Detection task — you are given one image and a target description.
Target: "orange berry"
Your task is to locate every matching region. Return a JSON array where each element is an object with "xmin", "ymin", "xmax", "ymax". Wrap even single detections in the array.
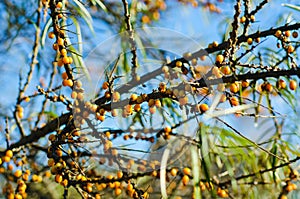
[
  {"xmin": 61, "ymin": 179, "xmax": 68, "ymax": 187},
  {"xmin": 71, "ymin": 91, "xmax": 77, "ymax": 99},
  {"xmin": 117, "ymin": 171, "xmax": 123, "ymax": 179},
  {"xmin": 241, "ymin": 80, "xmax": 249, "ymax": 88},
  {"xmin": 264, "ymin": 83, "xmax": 273, "ymax": 92},
  {"xmin": 102, "ymin": 82, "xmax": 109, "ymax": 90},
  {"xmin": 3, "ymin": 156, "xmax": 11, "ymax": 162},
  {"xmin": 164, "ymin": 126, "xmax": 172, "ymax": 133},
  {"xmin": 289, "ymin": 79, "xmax": 297, "ymax": 90},
  {"xmin": 57, "ymin": 37, "xmax": 64, "ymax": 46},
  {"xmin": 216, "ymin": 54, "xmax": 224, "ymax": 63},
  {"xmin": 22, "ymin": 173, "xmax": 29, "ymax": 181},
  {"xmin": 230, "ymin": 97, "xmax": 239, "ymax": 106},
  {"xmin": 68, "ymin": 57, "xmax": 73, "ymax": 64},
  {"xmin": 217, "ymin": 189, "xmax": 228, "ymax": 198},
  {"xmin": 55, "ymin": 174, "xmax": 63, "ymax": 183},
  {"xmin": 280, "ymin": 195, "xmax": 288, "ymax": 199},
  {"xmin": 14, "ymin": 170, "xmax": 22, "ymax": 178},
  {"xmin": 61, "ymin": 72, "xmax": 68, "ymax": 80},
  {"xmin": 56, "ymin": 2, "xmax": 63, "ymax": 9},
  {"xmin": 212, "ymin": 41, "xmax": 219, "ymax": 47},
  {"xmin": 176, "ymin": 61, "xmax": 183, "ymax": 68},
  {"xmin": 24, "ymin": 96, "xmax": 30, "ymax": 102},
  {"xmin": 141, "ymin": 15, "xmax": 151, "ymax": 24},
  {"xmin": 127, "ymin": 183, "xmax": 134, "ymax": 192},
  {"xmin": 285, "ymin": 31, "xmax": 291, "ymax": 37},
  {"xmin": 48, "ymin": 32, "xmax": 55, "ymax": 39},
  {"xmin": 113, "ymin": 92, "xmax": 120, "ymax": 101},
  {"xmin": 115, "ymin": 188, "xmax": 122, "ymax": 196},
  {"xmin": 57, "ymin": 58, "xmax": 64, "ymax": 67},
  {"xmin": 63, "ymin": 56, "xmax": 69, "ymax": 64},
  {"xmin": 199, "ymin": 104, "xmax": 209, "ymax": 113},
  {"xmin": 14, "ymin": 194, "xmax": 22, "ymax": 199},
  {"xmin": 62, "ymin": 79, "xmax": 73, "ymax": 87},
  {"xmin": 240, "ymin": 16, "xmax": 246, "ymax": 23},
  {"xmin": 130, "ymin": 94, "xmax": 138, "ymax": 102},
  {"xmin": 57, "ymin": 13, "xmax": 63, "ymax": 19},
  {"xmin": 286, "ymin": 184, "xmax": 294, "ymax": 192},
  {"xmin": 250, "ymin": 15, "xmax": 255, "ymax": 22},
  {"xmin": 291, "ymin": 183, "xmax": 297, "ymax": 190},
  {"xmin": 170, "ymin": 168, "xmax": 177, "ymax": 176},
  {"xmin": 183, "ymin": 167, "xmax": 191, "ymax": 175},
  {"xmin": 148, "ymin": 99, "xmax": 155, "ymax": 107},
  {"xmin": 247, "ymin": 37, "xmax": 253, "ymax": 45},
  {"xmin": 292, "ymin": 31, "xmax": 298, "ymax": 38},
  {"xmin": 159, "ymin": 82, "xmax": 167, "ymax": 92},
  {"xmin": 155, "ymin": 99, "xmax": 161, "ymax": 108},
  {"xmin": 53, "ymin": 43, "xmax": 59, "ymax": 50},
  {"xmin": 96, "ymin": 113, "xmax": 105, "ymax": 122},
  {"xmin": 182, "ymin": 175, "xmax": 189, "ymax": 186},
  {"xmin": 275, "ymin": 30, "xmax": 282, "ymax": 38},
  {"xmin": 8, "ymin": 164, "xmax": 13, "ymax": 170},
  {"xmin": 5, "ymin": 150, "xmax": 13, "ymax": 158},
  {"xmin": 134, "ymin": 104, "xmax": 141, "ymax": 112},
  {"xmin": 229, "ymin": 83, "xmax": 238, "ymax": 93},
  {"xmin": 162, "ymin": 66, "xmax": 169, "ymax": 73},
  {"xmin": 287, "ymin": 45, "xmax": 294, "ymax": 53},
  {"xmin": 60, "ymin": 48, "xmax": 67, "ymax": 56},
  {"xmin": 221, "ymin": 66, "xmax": 231, "ymax": 75},
  {"xmin": 86, "ymin": 183, "xmax": 93, "ymax": 192},
  {"xmin": 48, "ymin": 158, "xmax": 55, "ymax": 167}
]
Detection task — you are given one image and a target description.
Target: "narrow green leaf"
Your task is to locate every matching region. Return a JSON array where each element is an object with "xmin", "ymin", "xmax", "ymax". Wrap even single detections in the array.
[
  {"xmin": 40, "ymin": 18, "xmax": 52, "ymax": 48},
  {"xmin": 73, "ymin": 0, "xmax": 94, "ymax": 33},
  {"xmin": 282, "ymin": 4, "xmax": 300, "ymax": 12}
]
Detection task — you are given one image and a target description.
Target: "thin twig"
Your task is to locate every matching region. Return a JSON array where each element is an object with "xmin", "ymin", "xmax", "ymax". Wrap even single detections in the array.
[{"xmin": 121, "ymin": 0, "xmax": 138, "ymax": 80}]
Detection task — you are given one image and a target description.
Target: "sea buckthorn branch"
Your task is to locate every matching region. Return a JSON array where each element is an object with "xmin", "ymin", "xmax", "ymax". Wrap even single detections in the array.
[
  {"xmin": 6, "ymin": 64, "xmax": 298, "ymax": 156},
  {"xmin": 17, "ymin": 0, "xmax": 43, "ymax": 103},
  {"xmin": 249, "ymin": 0, "xmax": 269, "ymax": 17},
  {"xmin": 192, "ymin": 67, "xmax": 300, "ymax": 88},
  {"xmin": 18, "ymin": 85, "xmax": 62, "ymax": 102},
  {"xmin": 49, "ymin": 0, "xmax": 74, "ymax": 82},
  {"xmin": 94, "ymin": 65, "xmax": 162, "ymax": 105},
  {"xmin": 37, "ymin": 86, "xmax": 72, "ymax": 107},
  {"xmin": 241, "ymin": 0, "xmax": 250, "ymax": 35},
  {"xmin": 226, "ymin": 0, "xmax": 241, "ymax": 67},
  {"xmin": 236, "ymin": 63, "xmax": 272, "ymax": 71},
  {"xmin": 3, "ymin": 112, "xmax": 72, "ymax": 153},
  {"xmin": 122, "ymin": 0, "xmax": 138, "ymax": 80},
  {"xmin": 99, "ymin": 90, "xmax": 176, "ymax": 111},
  {"xmin": 94, "ymin": 23, "xmax": 300, "ymax": 107},
  {"xmin": 13, "ymin": 0, "xmax": 43, "ymax": 138},
  {"xmin": 192, "ymin": 22, "xmax": 300, "ymax": 59}
]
